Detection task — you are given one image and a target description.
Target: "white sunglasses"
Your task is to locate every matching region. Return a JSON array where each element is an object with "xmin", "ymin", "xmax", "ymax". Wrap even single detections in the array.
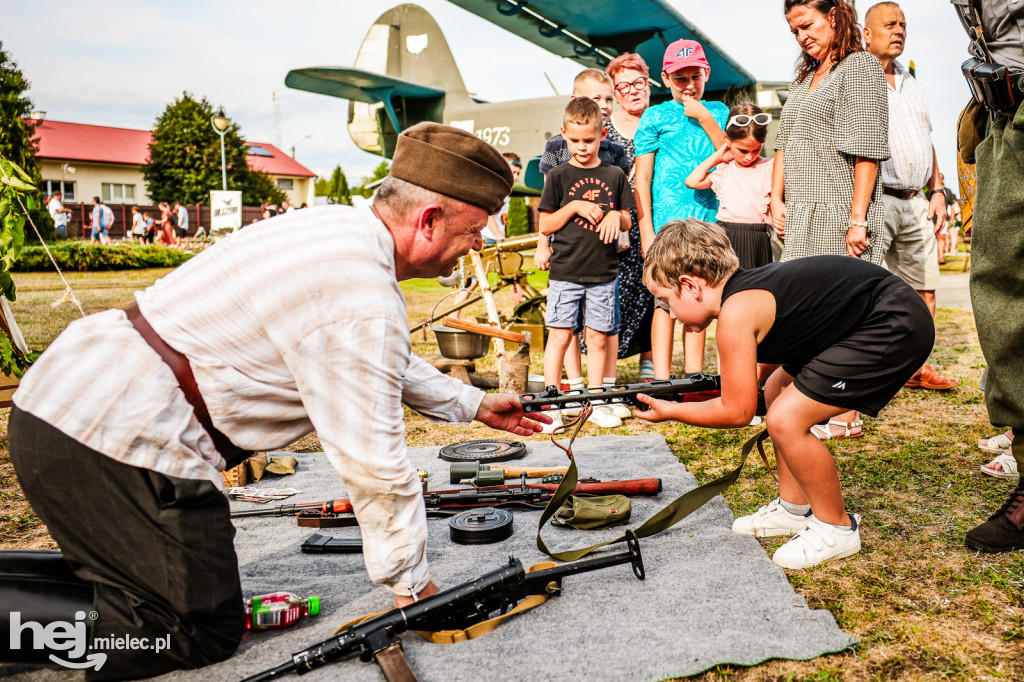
[{"xmin": 727, "ymin": 113, "xmax": 772, "ymax": 128}]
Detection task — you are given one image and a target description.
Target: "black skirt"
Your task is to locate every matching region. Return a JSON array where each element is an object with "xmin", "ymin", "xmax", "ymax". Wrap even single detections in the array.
[{"xmin": 718, "ymin": 221, "xmax": 772, "ymax": 270}]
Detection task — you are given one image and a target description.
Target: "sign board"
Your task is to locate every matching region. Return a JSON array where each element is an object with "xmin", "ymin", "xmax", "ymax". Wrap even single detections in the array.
[{"xmin": 210, "ymin": 190, "xmax": 243, "ymax": 232}]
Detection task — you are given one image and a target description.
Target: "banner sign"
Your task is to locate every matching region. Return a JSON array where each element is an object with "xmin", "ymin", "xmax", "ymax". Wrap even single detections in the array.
[{"xmin": 210, "ymin": 190, "xmax": 243, "ymax": 231}]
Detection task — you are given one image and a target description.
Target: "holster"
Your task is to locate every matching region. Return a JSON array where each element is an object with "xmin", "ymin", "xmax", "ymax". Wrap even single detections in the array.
[{"xmin": 0, "ymin": 550, "xmax": 95, "ymax": 663}]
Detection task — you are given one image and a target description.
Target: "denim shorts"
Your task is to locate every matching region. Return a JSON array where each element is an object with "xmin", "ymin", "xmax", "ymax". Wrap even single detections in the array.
[
  {"xmin": 546, "ymin": 279, "xmax": 616, "ymax": 333},
  {"xmin": 573, "ymin": 278, "xmax": 621, "ymax": 336}
]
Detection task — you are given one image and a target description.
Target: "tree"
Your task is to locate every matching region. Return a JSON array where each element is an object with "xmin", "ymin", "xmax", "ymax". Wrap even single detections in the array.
[
  {"xmin": 143, "ymin": 92, "xmax": 284, "ymax": 206},
  {"xmin": 328, "ymin": 165, "xmax": 352, "ymax": 205},
  {"xmin": 242, "ymin": 169, "xmax": 287, "ymax": 206},
  {"xmin": 354, "ymin": 161, "xmax": 390, "ymax": 198},
  {"xmin": 315, "ymin": 165, "xmax": 352, "ymax": 205},
  {"xmin": 505, "ymin": 196, "xmax": 529, "ymax": 237},
  {"xmin": 0, "ymin": 42, "xmax": 53, "ymax": 242}
]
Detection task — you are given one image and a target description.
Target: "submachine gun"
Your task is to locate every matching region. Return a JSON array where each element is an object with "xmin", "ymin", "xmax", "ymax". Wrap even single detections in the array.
[
  {"xmin": 520, "ymin": 373, "xmax": 723, "ymax": 413},
  {"xmin": 240, "ymin": 532, "xmax": 645, "ymax": 681}
]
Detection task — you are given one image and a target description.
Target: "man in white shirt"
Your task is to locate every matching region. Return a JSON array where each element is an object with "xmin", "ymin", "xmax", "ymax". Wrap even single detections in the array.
[
  {"xmin": 5, "ymin": 123, "xmax": 541, "ymax": 676},
  {"xmin": 864, "ymin": 1, "xmax": 959, "ymax": 391},
  {"xmin": 173, "ymin": 200, "xmax": 190, "ymax": 249},
  {"xmin": 47, "ymin": 190, "xmax": 72, "ymax": 239}
]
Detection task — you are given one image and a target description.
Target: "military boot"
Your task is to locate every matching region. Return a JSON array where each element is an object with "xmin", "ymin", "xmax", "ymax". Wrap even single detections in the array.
[
  {"xmin": 966, "ymin": 437, "xmax": 1024, "ymax": 553},
  {"xmin": 965, "ymin": 482, "xmax": 1024, "ymax": 552}
]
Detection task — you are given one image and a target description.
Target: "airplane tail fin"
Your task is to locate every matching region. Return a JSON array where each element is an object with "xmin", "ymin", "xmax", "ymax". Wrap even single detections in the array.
[{"xmin": 348, "ymin": 4, "xmax": 469, "ymax": 156}]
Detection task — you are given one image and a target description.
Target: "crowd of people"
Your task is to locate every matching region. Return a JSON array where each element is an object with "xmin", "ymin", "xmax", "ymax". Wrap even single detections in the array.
[{"xmin": 487, "ymin": 0, "xmax": 1004, "ymax": 566}]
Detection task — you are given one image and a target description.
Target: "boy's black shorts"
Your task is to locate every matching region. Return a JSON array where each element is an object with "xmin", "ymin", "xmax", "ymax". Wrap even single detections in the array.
[{"xmin": 783, "ymin": 276, "xmax": 934, "ymax": 417}]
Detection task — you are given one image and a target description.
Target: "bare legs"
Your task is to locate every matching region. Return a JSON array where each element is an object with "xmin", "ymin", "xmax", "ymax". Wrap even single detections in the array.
[{"xmin": 764, "ymin": 368, "xmax": 853, "ymax": 526}]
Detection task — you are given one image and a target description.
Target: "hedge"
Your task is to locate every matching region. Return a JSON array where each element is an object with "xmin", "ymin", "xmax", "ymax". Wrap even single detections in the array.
[{"xmin": 12, "ymin": 242, "xmax": 193, "ymax": 272}]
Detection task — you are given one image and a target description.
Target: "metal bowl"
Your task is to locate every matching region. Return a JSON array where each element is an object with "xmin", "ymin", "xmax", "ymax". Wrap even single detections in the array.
[{"xmin": 431, "ymin": 325, "xmax": 490, "ymax": 360}]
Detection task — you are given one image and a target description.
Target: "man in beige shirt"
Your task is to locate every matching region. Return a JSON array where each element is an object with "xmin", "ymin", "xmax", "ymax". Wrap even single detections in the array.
[{"xmin": 4, "ymin": 124, "xmax": 546, "ymax": 677}]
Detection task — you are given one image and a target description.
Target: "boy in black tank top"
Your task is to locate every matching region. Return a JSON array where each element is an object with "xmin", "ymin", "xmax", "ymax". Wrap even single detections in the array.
[{"xmin": 636, "ymin": 220, "xmax": 933, "ymax": 569}]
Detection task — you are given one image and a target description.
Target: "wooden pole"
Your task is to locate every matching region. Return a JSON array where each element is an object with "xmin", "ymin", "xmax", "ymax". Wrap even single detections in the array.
[{"xmin": 468, "ymin": 250, "xmax": 505, "ymax": 362}]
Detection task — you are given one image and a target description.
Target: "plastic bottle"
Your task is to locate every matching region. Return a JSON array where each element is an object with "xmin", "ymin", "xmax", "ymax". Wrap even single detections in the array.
[{"xmin": 245, "ymin": 592, "xmax": 320, "ymax": 630}]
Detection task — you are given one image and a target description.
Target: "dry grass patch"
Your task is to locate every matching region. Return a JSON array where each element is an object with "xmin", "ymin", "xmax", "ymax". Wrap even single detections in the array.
[{"xmin": 2, "ymin": 270, "xmax": 1022, "ymax": 680}]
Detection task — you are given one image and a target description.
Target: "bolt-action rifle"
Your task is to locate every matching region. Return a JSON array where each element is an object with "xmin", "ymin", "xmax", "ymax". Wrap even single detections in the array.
[
  {"xmin": 240, "ymin": 532, "xmax": 645, "ymax": 682},
  {"xmin": 229, "ymin": 477, "xmax": 662, "ymax": 520}
]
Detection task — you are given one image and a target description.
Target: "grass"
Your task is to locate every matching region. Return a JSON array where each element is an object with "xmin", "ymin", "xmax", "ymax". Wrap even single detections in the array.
[{"xmin": 1, "ymin": 267, "xmax": 1022, "ymax": 681}]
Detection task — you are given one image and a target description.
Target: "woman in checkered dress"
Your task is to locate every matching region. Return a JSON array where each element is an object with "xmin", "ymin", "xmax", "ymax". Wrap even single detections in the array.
[{"xmin": 771, "ymin": 0, "xmax": 889, "ymax": 265}]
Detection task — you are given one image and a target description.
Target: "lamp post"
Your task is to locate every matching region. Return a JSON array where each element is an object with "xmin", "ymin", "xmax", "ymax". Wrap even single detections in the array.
[{"xmin": 211, "ymin": 107, "xmax": 230, "ymax": 191}]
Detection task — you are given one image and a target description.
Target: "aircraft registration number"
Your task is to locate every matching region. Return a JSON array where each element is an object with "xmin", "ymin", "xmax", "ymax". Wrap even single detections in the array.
[{"xmin": 475, "ymin": 126, "xmax": 510, "ymax": 147}]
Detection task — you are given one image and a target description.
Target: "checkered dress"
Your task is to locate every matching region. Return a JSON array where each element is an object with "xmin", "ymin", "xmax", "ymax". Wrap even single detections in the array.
[{"xmin": 775, "ymin": 51, "xmax": 890, "ymax": 264}]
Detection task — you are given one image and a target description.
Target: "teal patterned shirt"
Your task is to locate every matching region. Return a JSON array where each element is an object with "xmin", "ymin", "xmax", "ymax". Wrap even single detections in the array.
[{"xmin": 634, "ymin": 99, "xmax": 729, "ymax": 230}]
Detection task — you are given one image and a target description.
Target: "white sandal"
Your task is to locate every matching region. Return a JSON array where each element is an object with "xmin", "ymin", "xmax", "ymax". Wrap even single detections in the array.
[
  {"xmin": 979, "ymin": 430, "xmax": 1013, "ymax": 454},
  {"xmin": 810, "ymin": 419, "xmax": 864, "ymax": 441},
  {"xmin": 981, "ymin": 452, "xmax": 1019, "ymax": 480}
]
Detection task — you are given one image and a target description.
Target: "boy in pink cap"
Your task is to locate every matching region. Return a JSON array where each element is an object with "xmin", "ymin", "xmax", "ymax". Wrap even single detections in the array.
[{"xmin": 634, "ymin": 38, "xmax": 728, "ymax": 380}]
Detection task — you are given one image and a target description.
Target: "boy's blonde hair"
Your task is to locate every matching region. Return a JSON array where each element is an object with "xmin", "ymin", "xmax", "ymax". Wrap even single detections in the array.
[
  {"xmin": 563, "ymin": 97, "xmax": 601, "ymax": 130},
  {"xmin": 572, "ymin": 68, "xmax": 613, "ymax": 92},
  {"xmin": 643, "ymin": 219, "xmax": 740, "ymax": 289}
]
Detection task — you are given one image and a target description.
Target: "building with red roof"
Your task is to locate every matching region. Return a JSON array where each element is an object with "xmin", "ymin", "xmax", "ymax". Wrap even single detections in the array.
[{"xmin": 32, "ymin": 115, "xmax": 316, "ymax": 208}]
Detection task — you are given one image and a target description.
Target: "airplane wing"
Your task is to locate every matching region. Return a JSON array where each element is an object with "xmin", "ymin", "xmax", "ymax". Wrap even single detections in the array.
[
  {"xmin": 285, "ymin": 68, "xmax": 444, "ymax": 104},
  {"xmin": 445, "ymin": 0, "xmax": 756, "ymax": 96}
]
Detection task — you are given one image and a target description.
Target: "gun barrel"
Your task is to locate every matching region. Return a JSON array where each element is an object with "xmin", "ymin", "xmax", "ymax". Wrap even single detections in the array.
[
  {"xmin": 240, "ymin": 660, "xmax": 297, "ymax": 682},
  {"xmin": 230, "ymin": 499, "xmax": 353, "ymax": 519}
]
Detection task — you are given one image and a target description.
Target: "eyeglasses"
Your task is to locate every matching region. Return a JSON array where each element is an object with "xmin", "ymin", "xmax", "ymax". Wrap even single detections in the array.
[
  {"xmin": 614, "ymin": 77, "xmax": 649, "ymax": 94},
  {"xmin": 726, "ymin": 113, "xmax": 772, "ymax": 128}
]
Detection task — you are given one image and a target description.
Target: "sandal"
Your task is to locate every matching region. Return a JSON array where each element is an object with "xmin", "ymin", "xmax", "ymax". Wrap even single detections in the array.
[
  {"xmin": 979, "ymin": 430, "xmax": 1014, "ymax": 454},
  {"xmin": 981, "ymin": 451, "xmax": 1019, "ymax": 480},
  {"xmin": 810, "ymin": 419, "xmax": 864, "ymax": 441}
]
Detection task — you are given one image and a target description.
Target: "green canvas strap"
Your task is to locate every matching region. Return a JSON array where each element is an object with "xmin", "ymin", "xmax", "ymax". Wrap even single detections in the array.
[{"xmin": 536, "ymin": 406, "xmax": 768, "ymax": 562}]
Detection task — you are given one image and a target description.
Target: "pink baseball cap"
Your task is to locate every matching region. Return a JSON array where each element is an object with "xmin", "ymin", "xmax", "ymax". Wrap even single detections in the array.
[{"xmin": 662, "ymin": 39, "xmax": 710, "ymax": 75}]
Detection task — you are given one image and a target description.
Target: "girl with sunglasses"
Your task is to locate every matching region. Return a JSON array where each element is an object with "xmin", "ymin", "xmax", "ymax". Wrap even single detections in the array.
[{"xmin": 686, "ymin": 103, "xmax": 775, "ymax": 270}]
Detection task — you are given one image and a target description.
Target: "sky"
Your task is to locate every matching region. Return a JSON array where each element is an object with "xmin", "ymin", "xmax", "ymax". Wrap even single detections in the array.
[{"xmin": 3, "ymin": 0, "xmax": 972, "ymax": 186}]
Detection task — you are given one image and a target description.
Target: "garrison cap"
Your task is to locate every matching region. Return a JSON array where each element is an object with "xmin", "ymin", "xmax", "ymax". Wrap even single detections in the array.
[{"xmin": 390, "ymin": 122, "xmax": 514, "ymax": 214}]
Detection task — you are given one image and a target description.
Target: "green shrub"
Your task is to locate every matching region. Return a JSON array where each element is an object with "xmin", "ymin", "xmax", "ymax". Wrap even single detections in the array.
[
  {"xmin": 506, "ymin": 196, "xmax": 529, "ymax": 237},
  {"xmin": 13, "ymin": 242, "xmax": 193, "ymax": 271}
]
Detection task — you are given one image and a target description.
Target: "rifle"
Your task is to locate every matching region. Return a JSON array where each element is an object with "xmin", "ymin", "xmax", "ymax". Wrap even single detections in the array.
[
  {"xmin": 520, "ymin": 373, "xmax": 722, "ymax": 413},
  {"xmin": 240, "ymin": 531, "xmax": 645, "ymax": 682},
  {"xmin": 229, "ymin": 477, "xmax": 663, "ymax": 520}
]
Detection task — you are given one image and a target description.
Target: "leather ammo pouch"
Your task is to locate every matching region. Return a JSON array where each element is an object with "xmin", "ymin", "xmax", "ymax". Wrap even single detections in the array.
[{"xmin": 124, "ymin": 302, "xmax": 254, "ymax": 468}]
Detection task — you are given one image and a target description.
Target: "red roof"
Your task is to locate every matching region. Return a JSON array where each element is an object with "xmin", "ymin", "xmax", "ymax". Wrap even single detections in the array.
[
  {"xmin": 33, "ymin": 120, "xmax": 152, "ymax": 166},
  {"xmin": 32, "ymin": 120, "xmax": 316, "ymax": 178},
  {"xmin": 243, "ymin": 142, "xmax": 317, "ymax": 177}
]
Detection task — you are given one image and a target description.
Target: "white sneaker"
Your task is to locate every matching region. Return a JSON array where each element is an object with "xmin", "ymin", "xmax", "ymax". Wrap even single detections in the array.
[
  {"xmin": 588, "ymin": 405, "xmax": 622, "ymax": 428},
  {"xmin": 731, "ymin": 497, "xmax": 813, "ymax": 538},
  {"xmin": 771, "ymin": 514, "xmax": 862, "ymax": 569},
  {"xmin": 561, "ymin": 403, "xmax": 582, "ymax": 418},
  {"xmin": 539, "ymin": 410, "xmax": 564, "ymax": 434},
  {"xmin": 608, "ymin": 403, "xmax": 632, "ymax": 420}
]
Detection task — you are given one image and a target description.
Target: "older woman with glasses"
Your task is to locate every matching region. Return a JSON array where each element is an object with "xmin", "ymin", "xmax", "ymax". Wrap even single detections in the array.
[
  {"xmin": 604, "ymin": 52, "xmax": 656, "ymax": 370},
  {"xmin": 770, "ymin": 0, "xmax": 889, "ymax": 441}
]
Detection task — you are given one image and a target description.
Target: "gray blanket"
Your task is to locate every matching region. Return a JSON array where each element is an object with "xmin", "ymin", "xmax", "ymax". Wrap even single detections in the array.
[{"xmin": 6, "ymin": 433, "xmax": 855, "ymax": 681}]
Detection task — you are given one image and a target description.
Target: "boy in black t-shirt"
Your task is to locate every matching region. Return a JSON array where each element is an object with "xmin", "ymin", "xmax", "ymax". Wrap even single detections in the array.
[
  {"xmin": 538, "ymin": 97, "xmax": 632, "ymax": 433},
  {"xmin": 635, "ymin": 219, "xmax": 933, "ymax": 569}
]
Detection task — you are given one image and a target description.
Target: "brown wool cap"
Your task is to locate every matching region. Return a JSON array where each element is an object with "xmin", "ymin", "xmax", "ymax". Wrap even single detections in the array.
[{"xmin": 390, "ymin": 122, "xmax": 513, "ymax": 214}]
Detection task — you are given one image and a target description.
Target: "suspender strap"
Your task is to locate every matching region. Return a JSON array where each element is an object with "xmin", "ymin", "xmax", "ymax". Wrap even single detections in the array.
[
  {"xmin": 123, "ymin": 301, "xmax": 254, "ymax": 468},
  {"xmin": 536, "ymin": 405, "xmax": 769, "ymax": 562}
]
